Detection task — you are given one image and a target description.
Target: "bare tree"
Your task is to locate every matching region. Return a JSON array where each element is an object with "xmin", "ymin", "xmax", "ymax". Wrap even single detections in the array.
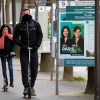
[{"xmin": 5, "ymin": 0, "xmax": 10, "ymax": 25}]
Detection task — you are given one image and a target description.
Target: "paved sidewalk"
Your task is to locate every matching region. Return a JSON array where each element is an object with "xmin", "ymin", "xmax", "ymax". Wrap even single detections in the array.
[{"xmin": 0, "ymin": 58, "xmax": 94, "ymax": 100}]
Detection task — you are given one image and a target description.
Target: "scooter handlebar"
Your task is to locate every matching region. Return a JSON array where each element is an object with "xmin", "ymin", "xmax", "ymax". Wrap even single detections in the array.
[{"xmin": 27, "ymin": 47, "xmax": 32, "ymax": 50}]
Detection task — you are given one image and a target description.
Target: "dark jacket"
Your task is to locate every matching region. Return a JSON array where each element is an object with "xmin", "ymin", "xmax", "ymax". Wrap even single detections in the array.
[
  {"xmin": 71, "ymin": 36, "xmax": 84, "ymax": 54},
  {"xmin": 61, "ymin": 38, "xmax": 71, "ymax": 47},
  {"xmin": 60, "ymin": 38, "xmax": 72, "ymax": 54},
  {"xmin": 13, "ymin": 14, "xmax": 43, "ymax": 51},
  {"xmin": 0, "ymin": 34, "xmax": 14, "ymax": 56}
]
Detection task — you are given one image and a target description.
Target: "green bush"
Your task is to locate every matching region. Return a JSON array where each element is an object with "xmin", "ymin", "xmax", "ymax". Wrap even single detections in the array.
[{"xmin": 73, "ymin": 76, "xmax": 86, "ymax": 82}]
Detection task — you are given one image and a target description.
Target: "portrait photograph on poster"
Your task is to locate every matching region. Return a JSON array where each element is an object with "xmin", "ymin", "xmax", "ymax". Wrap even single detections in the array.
[
  {"xmin": 71, "ymin": 24, "xmax": 84, "ymax": 55},
  {"xmin": 60, "ymin": 22, "xmax": 72, "ymax": 54},
  {"xmin": 60, "ymin": 21, "xmax": 84, "ymax": 56}
]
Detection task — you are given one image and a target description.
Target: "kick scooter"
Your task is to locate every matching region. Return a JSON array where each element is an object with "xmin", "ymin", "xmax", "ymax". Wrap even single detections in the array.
[
  {"xmin": 1, "ymin": 55, "xmax": 9, "ymax": 92},
  {"xmin": 2, "ymin": 54, "xmax": 15, "ymax": 92},
  {"xmin": 23, "ymin": 47, "xmax": 32, "ymax": 99},
  {"xmin": 2, "ymin": 80, "xmax": 8, "ymax": 92}
]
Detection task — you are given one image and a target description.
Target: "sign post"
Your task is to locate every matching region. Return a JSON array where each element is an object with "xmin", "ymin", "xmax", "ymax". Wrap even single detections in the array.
[
  {"xmin": 50, "ymin": 0, "xmax": 57, "ymax": 81},
  {"xmin": 56, "ymin": 0, "xmax": 95, "ymax": 95},
  {"xmin": 59, "ymin": 1, "xmax": 95, "ymax": 66},
  {"xmin": 95, "ymin": 0, "xmax": 100, "ymax": 99}
]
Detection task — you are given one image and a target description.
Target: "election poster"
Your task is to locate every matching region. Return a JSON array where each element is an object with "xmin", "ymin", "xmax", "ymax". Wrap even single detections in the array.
[
  {"xmin": 59, "ymin": 20, "xmax": 85, "ymax": 58},
  {"xmin": 58, "ymin": 1, "xmax": 95, "ymax": 66}
]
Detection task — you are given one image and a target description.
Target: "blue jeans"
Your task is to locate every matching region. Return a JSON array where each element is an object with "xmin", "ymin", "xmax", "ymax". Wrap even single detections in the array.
[{"xmin": 1, "ymin": 56, "xmax": 14, "ymax": 84}]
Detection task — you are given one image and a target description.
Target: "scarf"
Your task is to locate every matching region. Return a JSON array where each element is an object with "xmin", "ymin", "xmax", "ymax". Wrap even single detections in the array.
[{"xmin": 0, "ymin": 33, "xmax": 13, "ymax": 49}]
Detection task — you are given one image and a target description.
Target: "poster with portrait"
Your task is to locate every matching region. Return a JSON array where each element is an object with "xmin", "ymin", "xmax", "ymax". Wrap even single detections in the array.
[
  {"xmin": 58, "ymin": 1, "xmax": 95, "ymax": 66},
  {"xmin": 59, "ymin": 12, "xmax": 94, "ymax": 66},
  {"xmin": 60, "ymin": 21, "xmax": 72, "ymax": 54},
  {"xmin": 60, "ymin": 21, "xmax": 84, "ymax": 56}
]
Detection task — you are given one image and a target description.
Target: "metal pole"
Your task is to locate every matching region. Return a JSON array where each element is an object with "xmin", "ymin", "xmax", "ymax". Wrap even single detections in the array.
[
  {"xmin": 55, "ymin": 0, "xmax": 59, "ymax": 95},
  {"xmin": 55, "ymin": 42, "xmax": 59, "ymax": 95},
  {"xmin": 51, "ymin": 0, "xmax": 58, "ymax": 81},
  {"xmin": 50, "ymin": 58, "xmax": 54, "ymax": 81},
  {"xmin": 2, "ymin": 0, "xmax": 5, "ymax": 24},
  {"xmin": 56, "ymin": 62, "xmax": 59, "ymax": 95},
  {"xmin": 12, "ymin": 0, "xmax": 16, "ymax": 32},
  {"xmin": 95, "ymin": 0, "xmax": 100, "ymax": 99},
  {"xmin": 35, "ymin": 0, "xmax": 38, "ymax": 21},
  {"xmin": 50, "ymin": 0, "xmax": 54, "ymax": 81}
]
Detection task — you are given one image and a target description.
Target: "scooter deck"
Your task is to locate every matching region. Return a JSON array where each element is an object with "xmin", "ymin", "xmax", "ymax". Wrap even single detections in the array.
[
  {"xmin": 23, "ymin": 88, "xmax": 31, "ymax": 99},
  {"xmin": 2, "ymin": 86, "xmax": 8, "ymax": 92}
]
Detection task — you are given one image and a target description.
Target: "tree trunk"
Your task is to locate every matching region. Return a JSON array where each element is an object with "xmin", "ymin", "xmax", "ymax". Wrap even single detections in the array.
[
  {"xmin": 40, "ymin": 53, "xmax": 54, "ymax": 72},
  {"xmin": 12, "ymin": 0, "xmax": 16, "ymax": 31},
  {"xmin": 28, "ymin": 0, "xmax": 35, "ymax": 4},
  {"xmin": 5, "ymin": 0, "xmax": 10, "ymax": 25},
  {"xmin": 85, "ymin": 67, "xmax": 94, "ymax": 94},
  {"xmin": 0, "ymin": 0, "xmax": 1, "ymax": 26},
  {"xmin": 28, "ymin": 0, "xmax": 35, "ymax": 8},
  {"xmin": 63, "ymin": 67, "xmax": 73, "ymax": 80},
  {"xmin": 2, "ymin": 0, "xmax": 5, "ymax": 24},
  {"xmin": 47, "ymin": 0, "xmax": 51, "ymax": 6}
]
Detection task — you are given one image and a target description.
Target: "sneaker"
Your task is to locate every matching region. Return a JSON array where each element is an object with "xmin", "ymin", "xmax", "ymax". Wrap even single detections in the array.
[
  {"xmin": 9, "ymin": 82, "xmax": 14, "ymax": 87},
  {"xmin": 31, "ymin": 88, "xmax": 36, "ymax": 96},
  {"xmin": 23, "ymin": 88, "xmax": 28, "ymax": 94}
]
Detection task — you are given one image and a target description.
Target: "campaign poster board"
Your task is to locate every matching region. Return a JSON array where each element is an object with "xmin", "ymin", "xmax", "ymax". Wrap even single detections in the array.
[
  {"xmin": 38, "ymin": 6, "xmax": 51, "ymax": 53},
  {"xmin": 58, "ymin": 1, "xmax": 95, "ymax": 66}
]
